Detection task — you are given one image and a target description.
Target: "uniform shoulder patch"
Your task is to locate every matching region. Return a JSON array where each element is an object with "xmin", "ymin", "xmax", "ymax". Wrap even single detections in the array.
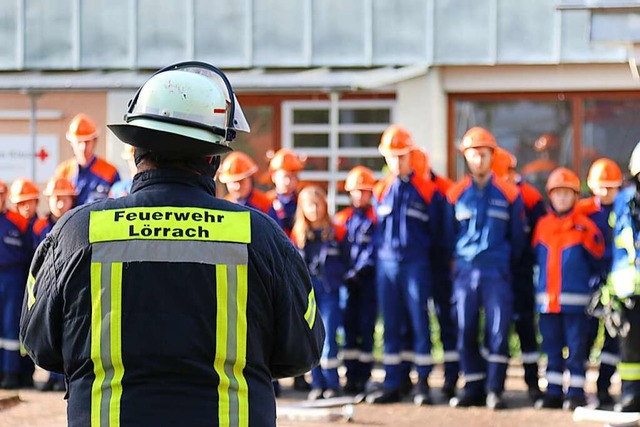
[{"xmin": 91, "ymin": 158, "xmax": 119, "ymax": 183}]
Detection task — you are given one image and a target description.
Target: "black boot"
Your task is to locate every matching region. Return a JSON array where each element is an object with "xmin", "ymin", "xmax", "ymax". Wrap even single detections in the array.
[
  {"xmin": 486, "ymin": 392, "xmax": 506, "ymax": 410},
  {"xmin": 0, "ymin": 373, "xmax": 20, "ymax": 390},
  {"xmin": 596, "ymin": 391, "xmax": 615, "ymax": 409},
  {"xmin": 534, "ymin": 394, "xmax": 563, "ymax": 409},
  {"xmin": 413, "ymin": 377, "xmax": 433, "ymax": 406},
  {"xmin": 615, "ymin": 395, "xmax": 640, "ymax": 412},
  {"xmin": 366, "ymin": 388, "xmax": 401, "ymax": 404},
  {"xmin": 293, "ymin": 375, "xmax": 311, "ymax": 392},
  {"xmin": 450, "ymin": 392, "xmax": 486, "ymax": 408},
  {"xmin": 399, "ymin": 374, "xmax": 413, "ymax": 397}
]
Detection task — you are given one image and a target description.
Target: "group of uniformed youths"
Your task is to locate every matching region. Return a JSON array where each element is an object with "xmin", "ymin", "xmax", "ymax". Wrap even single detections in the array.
[
  {"xmin": 2, "ymin": 76, "xmax": 640, "ymax": 420},
  {"xmin": 217, "ymin": 123, "xmax": 640, "ymax": 414},
  {"xmin": 0, "ymin": 113, "xmax": 126, "ymax": 391}
]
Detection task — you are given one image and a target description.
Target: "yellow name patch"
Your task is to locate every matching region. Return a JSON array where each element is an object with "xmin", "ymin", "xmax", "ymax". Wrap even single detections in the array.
[{"xmin": 89, "ymin": 207, "xmax": 251, "ymax": 243}]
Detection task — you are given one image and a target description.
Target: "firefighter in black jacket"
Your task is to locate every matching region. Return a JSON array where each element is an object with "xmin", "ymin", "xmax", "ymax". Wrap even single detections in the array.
[{"xmin": 20, "ymin": 61, "xmax": 324, "ymax": 427}]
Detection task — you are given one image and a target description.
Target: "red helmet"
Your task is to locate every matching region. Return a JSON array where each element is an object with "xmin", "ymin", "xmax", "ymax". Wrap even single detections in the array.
[
  {"xmin": 9, "ymin": 179, "xmax": 39, "ymax": 204},
  {"xmin": 587, "ymin": 158, "xmax": 623, "ymax": 190},
  {"xmin": 378, "ymin": 125, "xmax": 414, "ymax": 156},
  {"xmin": 491, "ymin": 147, "xmax": 516, "ymax": 179},
  {"xmin": 218, "ymin": 152, "xmax": 259, "ymax": 184},
  {"xmin": 344, "ymin": 166, "xmax": 376, "ymax": 192},
  {"xmin": 66, "ymin": 113, "xmax": 99, "ymax": 143},
  {"xmin": 268, "ymin": 148, "xmax": 304, "ymax": 172},
  {"xmin": 546, "ymin": 167, "xmax": 581, "ymax": 193},
  {"xmin": 43, "ymin": 178, "xmax": 77, "ymax": 197}
]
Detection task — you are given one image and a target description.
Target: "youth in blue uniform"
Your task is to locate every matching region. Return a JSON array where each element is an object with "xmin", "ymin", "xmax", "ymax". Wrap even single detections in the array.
[
  {"xmin": 367, "ymin": 126, "xmax": 446, "ymax": 406},
  {"xmin": 292, "ymin": 186, "xmax": 347, "ymax": 400},
  {"xmin": 267, "ymin": 148, "xmax": 304, "ymax": 237},
  {"xmin": 0, "ymin": 181, "xmax": 32, "ymax": 389},
  {"xmin": 532, "ymin": 168, "xmax": 604, "ymax": 410},
  {"xmin": 447, "ymin": 127, "xmax": 526, "ymax": 410},
  {"xmin": 335, "ymin": 166, "xmax": 377, "ymax": 395},
  {"xmin": 579, "ymin": 158, "xmax": 623, "ymax": 408},
  {"xmin": 55, "ymin": 113, "xmax": 120, "ymax": 205},
  {"xmin": 492, "ymin": 147, "xmax": 545, "ymax": 401}
]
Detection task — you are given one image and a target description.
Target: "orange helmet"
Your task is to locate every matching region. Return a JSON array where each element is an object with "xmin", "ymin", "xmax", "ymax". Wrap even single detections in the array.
[
  {"xmin": 66, "ymin": 113, "xmax": 99, "ymax": 143},
  {"xmin": 459, "ymin": 127, "xmax": 497, "ymax": 152},
  {"xmin": 268, "ymin": 148, "xmax": 304, "ymax": 172},
  {"xmin": 9, "ymin": 179, "xmax": 39, "ymax": 204},
  {"xmin": 491, "ymin": 147, "xmax": 516, "ymax": 179},
  {"xmin": 410, "ymin": 147, "xmax": 430, "ymax": 179},
  {"xmin": 546, "ymin": 167, "xmax": 581, "ymax": 193},
  {"xmin": 587, "ymin": 158, "xmax": 623, "ymax": 190},
  {"xmin": 43, "ymin": 177, "xmax": 77, "ymax": 197},
  {"xmin": 378, "ymin": 125, "xmax": 414, "ymax": 157},
  {"xmin": 344, "ymin": 166, "xmax": 376, "ymax": 192},
  {"xmin": 218, "ymin": 151, "xmax": 259, "ymax": 183}
]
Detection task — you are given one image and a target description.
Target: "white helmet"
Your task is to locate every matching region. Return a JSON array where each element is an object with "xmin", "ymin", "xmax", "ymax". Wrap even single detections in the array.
[
  {"xmin": 630, "ymin": 140, "xmax": 640, "ymax": 177},
  {"xmin": 108, "ymin": 61, "xmax": 250, "ymax": 156}
]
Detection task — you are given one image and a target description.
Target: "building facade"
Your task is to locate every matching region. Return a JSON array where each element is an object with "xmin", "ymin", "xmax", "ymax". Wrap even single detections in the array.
[{"xmin": 0, "ymin": 0, "xmax": 638, "ymax": 208}]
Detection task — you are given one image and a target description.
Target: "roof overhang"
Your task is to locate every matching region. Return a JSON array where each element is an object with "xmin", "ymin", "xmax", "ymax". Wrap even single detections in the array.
[{"xmin": 0, "ymin": 65, "xmax": 429, "ymax": 93}]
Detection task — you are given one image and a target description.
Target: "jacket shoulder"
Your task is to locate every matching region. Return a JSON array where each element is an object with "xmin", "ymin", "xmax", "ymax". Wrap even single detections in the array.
[
  {"xmin": 91, "ymin": 158, "xmax": 119, "ymax": 183},
  {"xmin": 6, "ymin": 210, "xmax": 29, "ymax": 234},
  {"xmin": 373, "ymin": 174, "xmax": 395, "ymax": 201},
  {"xmin": 575, "ymin": 197, "xmax": 600, "ymax": 217},
  {"xmin": 410, "ymin": 174, "xmax": 436, "ymax": 203},
  {"xmin": 446, "ymin": 176, "xmax": 472, "ymax": 204},
  {"xmin": 334, "ymin": 207, "xmax": 353, "ymax": 227},
  {"xmin": 33, "ymin": 217, "xmax": 50, "ymax": 236},
  {"xmin": 519, "ymin": 181, "xmax": 543, "ymax": 209},
  {"xmin": 250, "ymin": 189, "xmax": 273, "ymax": 214},
  {"xmin": 492, "ymin": 177, "xmax": 520, "ymax": 204}
]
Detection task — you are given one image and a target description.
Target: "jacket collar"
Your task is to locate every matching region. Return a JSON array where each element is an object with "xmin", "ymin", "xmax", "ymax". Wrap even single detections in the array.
[{"xmin": 130, "ymin": 168, "xmax": 216, "ymax": 196}]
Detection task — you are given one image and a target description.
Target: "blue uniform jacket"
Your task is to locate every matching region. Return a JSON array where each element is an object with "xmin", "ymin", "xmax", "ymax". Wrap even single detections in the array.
[
  {"xmin": 55, "ymin": 156, "xmax": 120, "ymax": 205},
  {"xmin": 373, "ymin": 172, "xmax": 446, "ymax": 263},
  {"xmin": 532, "ymin": 209, "xmax": 604, "ymax": 314},
  {"xmin": 610, "ymin": 186, "xmax": 640, "ymax": 297},
  {"xmin": 268, "ymin": 192, "xmax": 297, "ymax": 236},
  {"xmin": 295, "ymin": 228, "xmax": 347, "ymax": 293},
  {"xmin": 334, "ymin": 205, "xmax": 377, "ymax": 284},
  {"xmin": 446, "ymin": 174, "xmax": 526, "ymax": 270},
  {"xmin": 577, "ymin": 197, "xmax": 614, "ymax": 276},
  {"xmin": 0, "ymin": 210, "xmax": 31, "ymax": 268}
]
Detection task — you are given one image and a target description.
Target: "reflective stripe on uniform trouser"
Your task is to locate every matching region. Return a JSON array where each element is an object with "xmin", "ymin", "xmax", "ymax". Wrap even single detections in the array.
[
  {"xmin": 0, "ymin": 268, "xmax": 27, "ymax": 374},
  {"xmin": 88, "ymin": 207, "xmax": 252, "ymax": 427},
  {"xmin": 310, "ymin": 278, "xmax": 341, "ymax": 390},
  {"xmin": 539, "ymin": 312, "xmax": 590, "ymax": 398},
  {"xmin": 377, "ymin": 260, "xmax": 433, "ymax": 390},
  {"xmin": 454, "ymin": 267, "xmax": 512, "ymax": 395},
  {"xmin": 619, "ymin": 298, "xmax": 640, "ymax": 397}
]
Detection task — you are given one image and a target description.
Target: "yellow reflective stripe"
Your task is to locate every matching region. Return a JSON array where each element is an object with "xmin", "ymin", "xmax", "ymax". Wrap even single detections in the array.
[
  {"xmin": 618, "ymin": 363, "xmax": 640, "ymax": 380},
  {"xmin": 109, "ymin": 263, "xmax": 124, "ymax": 427},
  {"xmin": 89, "ymin": 208, "xmax": 251, "ymax": 244},
  {"xmin": 27, "ymin": 273, "xmax": 36, "ymax": 310},
  {"xmin": 215, "ymin": 265, "xmax": 231, "ymax": 427},
  {"xmin": 304, "ymin": 288, "xmax": 317, "ymax": 329},
  {"xmin": 90, "ymin": 263, "xmax": 105, "ymax": 427},
  {"xmin": 234, "ymin": 264, "xmax": 249, "ymax": 427}
]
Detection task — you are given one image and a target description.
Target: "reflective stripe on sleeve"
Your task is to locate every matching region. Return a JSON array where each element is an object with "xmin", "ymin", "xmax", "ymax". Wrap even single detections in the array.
[
  {"xmin": 304, "ymin": 288, "xmax": 317, "ymax": 329},
  {"xmin": 618, "ymin": 363, "xmax": 640, "ymax": 381},
  {"xmin": 27, "ymin": 273, "xmax": 36, "ymax": 310}
]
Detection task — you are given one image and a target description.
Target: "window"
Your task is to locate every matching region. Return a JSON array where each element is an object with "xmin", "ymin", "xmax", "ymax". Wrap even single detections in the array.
[{"xmin": 283, "ymin": 99, "xmax": 395, "ymax": 212}]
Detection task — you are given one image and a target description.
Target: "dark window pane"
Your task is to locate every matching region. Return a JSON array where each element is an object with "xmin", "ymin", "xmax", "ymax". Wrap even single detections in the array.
[
  {"xmin": 293, "ymin": 134, "xmax": 329, "ymax": 148},
  {"xmin": 454, "ymin": 99, "xmax": 573, "ymax": 194},
  {"xmin": 338, "ymin": 156, "xmax": 386, "ymax": 173},
  {"xmin": 582, "ymin": 99, "xmax": 640, "ymax": 183},
  {"xmin": 293, "ymin": 110, "xmax": 329, "ymax": 124},
  {"xmin": 339, "ymin": 133, "xmax": 381, "ymax": 149},
  {"xmin": 339, "ymin": 109, "xmax": 390, "ymax": 124}
]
